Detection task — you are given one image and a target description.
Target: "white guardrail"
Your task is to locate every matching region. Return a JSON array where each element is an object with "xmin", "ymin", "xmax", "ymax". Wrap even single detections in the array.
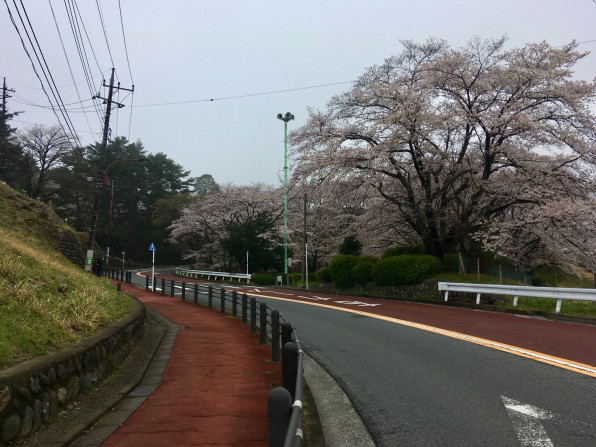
[
  {"xmin": 175, "ymin": 268, "xmax": 251, "ymax": 283},
  {"xmin": 437, "ymin": 282, "xmax": 596, "ymax": 313}
]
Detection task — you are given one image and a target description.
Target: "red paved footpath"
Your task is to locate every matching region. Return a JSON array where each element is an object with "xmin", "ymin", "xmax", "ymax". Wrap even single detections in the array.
[{"xmin": 102, "ymin": 282, "xmax": 281, "ymax": 447}]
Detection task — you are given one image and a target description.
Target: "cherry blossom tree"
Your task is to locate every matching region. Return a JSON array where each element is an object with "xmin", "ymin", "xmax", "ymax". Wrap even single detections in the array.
[
  {"xmin": 289, "ymin": 37, "xmax": 596, "ymax": 260},
  {"xmin": 169, "ymin": 183, "xmax": 285, "ymax": 270}
]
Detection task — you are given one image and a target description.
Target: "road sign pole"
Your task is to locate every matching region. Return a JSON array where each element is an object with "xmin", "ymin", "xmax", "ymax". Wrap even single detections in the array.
[{"xmin": 149, "ymin": 243, "xmax": 157, "ymax": 292}]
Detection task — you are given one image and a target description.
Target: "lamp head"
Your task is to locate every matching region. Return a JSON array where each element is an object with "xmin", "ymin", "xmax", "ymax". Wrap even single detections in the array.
[
  {"xmin": 277, "ymin": 113, "xmax": 283, "ymax": 120},
  {"xmin": 285, "ymin": 112, "xmax": 294, "ymax": 121}
]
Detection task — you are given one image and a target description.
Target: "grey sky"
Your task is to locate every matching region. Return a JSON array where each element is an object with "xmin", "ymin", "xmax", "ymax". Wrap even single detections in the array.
[{"xmin": 2, "ymin": 0, "xmax": 595, "ymax": 187}]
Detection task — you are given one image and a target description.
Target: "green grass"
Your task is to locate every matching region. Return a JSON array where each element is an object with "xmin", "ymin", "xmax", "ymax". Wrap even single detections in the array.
[{"xmin": 0, "ymin": 184, "xmax": 133, "ymax": 367}]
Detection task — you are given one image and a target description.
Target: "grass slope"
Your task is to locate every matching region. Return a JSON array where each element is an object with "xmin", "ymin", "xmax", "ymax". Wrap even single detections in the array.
[{"xmin": 0, "ymin": 183, "xmax": 133, "ymax": 367}]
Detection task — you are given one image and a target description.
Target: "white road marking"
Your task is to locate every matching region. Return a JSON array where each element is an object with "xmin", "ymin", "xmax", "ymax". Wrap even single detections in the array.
[
  {"xmin": 502, "ymin": 396, "xmax": 555, "ymax": 447},
  {"xmin": 270, "ymin": 291, "xmax": 295, "ymax": 296},
  {"xmin": 335, "ymin": 300, "xmax": 381, "ymax": 307},
  {"xmin": 298, "ymin": 296, "xmax": 332, "ymax": 301}
]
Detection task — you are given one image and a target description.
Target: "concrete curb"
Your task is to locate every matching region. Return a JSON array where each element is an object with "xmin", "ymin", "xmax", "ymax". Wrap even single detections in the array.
[{"xmin": 303, "ymin": 353, "xmax": 375, "ymax": 447}]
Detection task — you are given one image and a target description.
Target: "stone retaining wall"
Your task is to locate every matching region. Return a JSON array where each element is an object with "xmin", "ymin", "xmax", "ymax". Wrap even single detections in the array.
[{"xmin": 0, "ymin": 299, "xmax": 146, "ymax": 445}]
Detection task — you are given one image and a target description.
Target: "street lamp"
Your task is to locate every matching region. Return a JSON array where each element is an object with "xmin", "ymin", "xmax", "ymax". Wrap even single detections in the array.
[{"xmin": 277, "ymin": 112, "xmax": 294, "ymax": 276}]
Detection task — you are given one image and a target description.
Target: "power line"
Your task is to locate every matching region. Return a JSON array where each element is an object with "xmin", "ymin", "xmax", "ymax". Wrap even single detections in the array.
[
  {"xmin": 48, "ymin": 0, "xmax": 95, "ymax": 137},
  {"xmin": 4, "ymin": 0, "xmax": 83, "ymax": 149},
  {"xmin": 134, "ymin": 81, "xmax": 354, "ymax": 108},
  {"xmin": 64, "ymin": 0, "xmax": 104, "ymax": 124},
  {"xmin": 117, "ymin": 0, "xmax": 133, "ymax": 83},
  {"xmin": 95, "ymin": 0, "xmax": 114, "ymax": 69}
]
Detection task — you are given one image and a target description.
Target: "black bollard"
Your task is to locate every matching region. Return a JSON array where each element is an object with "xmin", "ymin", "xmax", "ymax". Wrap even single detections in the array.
[
  {"xmin": 220, "ymin": 288, "xmax": 226, "ymax": 313},
  {"xmin": 208, "ymin": 286, "xmax": 213, "ymax": 309},
  {"xmin": 145, "ymin": 275, "xmax": 149, "ymax": 290},
  {"xmin": 181, "ymin": 282, "xmax": 186, "ymax": 301},
  {"xmin": 267, "ymin": 387, "xmax": 292, "ymax": 447},
  {"xmin": 232, "ymin": 290, "xmax": 238, "ymax": 317},
  {"xmin": 250, "ymin": 297, "xmax": 257, "ymax": 333},
  {"xmin": 271, "ymin": 310, "xmax": 280, "ymax": 362},
  {"xmin": 242, "ymin": 293, "xmax": 248, "ymax": 324},
  {"xmin": 170, "ymin": 280, "xmax": 175, "ymax": 297},
  {"xmin": 281, "ymin": 322, "xmax": 293, "ymax": 348},
  {"xmin": 282, "ymin": 342, "xmax": 299, "ymax": 401},
  {"xmin": 259, "ymin": 302, "xmax": 268, "ymax": 345},
  {"xmin": 161, "ymin": 278, "xmax": 165, "ymax": 295},
  {"xmin": 194, "ymin": 284, "xmax": 198, "ymax": 305}
]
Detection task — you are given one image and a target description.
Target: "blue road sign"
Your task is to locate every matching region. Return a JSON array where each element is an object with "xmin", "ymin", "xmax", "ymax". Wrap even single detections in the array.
[{"xmin": 149, "ymin": 243, "xmax": 156, "ymax": 251}]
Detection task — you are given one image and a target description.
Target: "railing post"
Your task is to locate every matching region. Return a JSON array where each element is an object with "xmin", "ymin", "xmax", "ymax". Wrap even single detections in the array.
[
  {"xmin": 194, "ymin": 283, "xmax": 199, "ymax": 305},
  {"xmin": 281, "ymin": 322, "xmax": 293, "ymax": 348},
  {"xmin": 170, "ymin": 280, "xmax": 175, "ymax": 297},
  {"xmin": 145, "ymin": 275, "xmax": 149, "ymax": 290},
  {"xmin": 181, "ymin": 282, "xmax": 186, "ymax": 301},
  {"xmin": 232, "ymin": 290, "xmax": 238, "ymax": 317},
  {"xmin": 267, "ymin": 387, "xmax": 292, "ymax": 447},
  {"xmin": 282, "ymin": 342, "xmax": 298, "ymax": 401},
  {"xmin": 242, "ymin": 293, "xmax": 248, "ymax": 324},
  {"xmin": 220, "ymin": 288, "xmax": 226, "ymax": 313},
  {"xmin": 120, "ymin": 270, "xmax": 124, "ymax": 282},
  {"xmin": 260, "ymin": 302, "xmax": 268, "ymax": 345},
  {"xmin": 153, "ymin": 276, "xmax": 157, "ymax": 292},
  {"xmin": 272, "ymin": 310, "xmax": 280, "ymax": 362},
  {"xmin": 161, "ymin": 278, "xmax": 165, "ymax": 295},
  {"xmin": 250, "ymin": 297, "xmax": 257, "ymax": 333},
  {"xmin": 208, "ymin": 286, "xmax": 213, "ymax": 309}
]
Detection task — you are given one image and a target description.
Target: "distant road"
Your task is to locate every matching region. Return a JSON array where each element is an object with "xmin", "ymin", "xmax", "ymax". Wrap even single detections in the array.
[{"xmin": 130, "ymin": 270, "xmax": 596, "ymax": 446}]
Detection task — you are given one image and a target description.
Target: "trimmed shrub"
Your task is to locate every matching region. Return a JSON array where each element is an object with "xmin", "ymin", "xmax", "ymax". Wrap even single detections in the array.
[
  {"xmin": 251, "ymin": 273, "xmax": 277, "ymax": 285},
  {"xmin": 352, "ymin": 261, "xmax": 374, "ymax": 285},
  {"xmin": 328, "ymin": 254, "xmax": 360, "ymax": 288},
  {"xmin": 441, "ymin": 253, "xmax": 459, "ymax": 272},
  {"xmin": 382, "ymin": 245, "xmax": 426, "ymax": 258},
  {"xmin": 372, "ymin": 254, "xmax": 440, "ymax": 285},
  {"xmin": 315, "ymin": 267, "xmax": 332, "ymax": 283}
]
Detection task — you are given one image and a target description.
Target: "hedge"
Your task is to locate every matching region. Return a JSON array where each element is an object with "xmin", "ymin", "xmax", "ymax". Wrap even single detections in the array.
[
  {"xmin": 352, "ymin": 260, "xmax": 374, "ymax": 285},
  {"xmin": 315, "ymin": 267, "xmax": 332, "ymax": 283},
  {"xmin": 371, "ymin": 254, "xmax": 440, "ymax": 285},
  {"xmin": 328, "ymin": 254, "xmax": 360, "ymax": 288}
]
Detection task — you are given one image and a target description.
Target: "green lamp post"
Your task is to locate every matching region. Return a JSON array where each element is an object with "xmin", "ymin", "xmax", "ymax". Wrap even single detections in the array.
[{"xmin": 277, "ymin": 112, "xmax": 294, "ymax": 275}]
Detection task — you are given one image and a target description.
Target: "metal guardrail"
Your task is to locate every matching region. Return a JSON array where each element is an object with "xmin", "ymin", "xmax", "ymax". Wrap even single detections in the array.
[
  {"xmin": 438, "ymin": 282, "xmax": 596, "ymax": 313},
  {"xmin": 175, "ymin": 267, "xmax": 251, "ymax": 283},
  {"xmin": 140, "ymin": 275, "xmax": 303, "ymax": 447},
  {"xmin": 103, "ymin": 268, "xmax": 133, "ymax": 284}
]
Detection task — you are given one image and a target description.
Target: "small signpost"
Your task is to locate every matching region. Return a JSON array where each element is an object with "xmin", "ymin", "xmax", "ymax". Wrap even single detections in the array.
[{"xmin": 149, "ymin": 243, "xmax": 156, "ymax": 291}]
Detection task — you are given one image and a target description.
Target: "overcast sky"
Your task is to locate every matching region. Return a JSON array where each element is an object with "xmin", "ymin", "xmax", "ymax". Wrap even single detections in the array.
[{"xmin": 2, "ymin": 0, "xmax": 595, "ymax": 187}]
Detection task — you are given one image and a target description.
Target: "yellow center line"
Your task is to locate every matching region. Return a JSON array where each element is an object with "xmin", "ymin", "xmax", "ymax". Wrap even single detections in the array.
[{"xmin": 250, "ymin": 293, "xmax": 596, "ymax": 378}]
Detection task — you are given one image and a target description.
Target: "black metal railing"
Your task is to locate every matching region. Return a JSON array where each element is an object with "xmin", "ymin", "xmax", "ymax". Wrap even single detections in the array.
[
  {"xmin": 138, "ymin": 276, "xmax": 304, "ymax": 446},
  {"xmin": 103, "ymin": 268, "xmax": 132, "ymax": 284}
]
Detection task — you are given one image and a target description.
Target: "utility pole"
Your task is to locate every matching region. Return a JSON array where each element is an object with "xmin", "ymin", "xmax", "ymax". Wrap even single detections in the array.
[
  {"xmin": 85, "ymin": 68, "xmax": 134, "ymax": 271},
  {"xmin": 2, "ymin": 78, "xmax": 15, "ymax": 115},
  {"xmin": 1, "ymin": 78, "xmax": 16, "ymax": 181},
  {"xmin": 303, "ymin": 192, "xmax": 307, "ymax": 285}
]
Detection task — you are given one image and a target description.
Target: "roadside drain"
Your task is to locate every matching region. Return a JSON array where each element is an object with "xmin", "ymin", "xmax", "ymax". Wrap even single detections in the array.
[{"xmin": 128, "ymin": 385, "xmax": 159, "ymax": 397}]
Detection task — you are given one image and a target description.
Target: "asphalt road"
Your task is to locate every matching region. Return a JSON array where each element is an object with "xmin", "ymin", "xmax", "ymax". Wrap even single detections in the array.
[
  {"xmin": 255, "ymin": 297, "xmax": 596, "ymax": 446},
  {"xmin": 127, "ymin": 270, "xmax": 596, "ymax": 446}
]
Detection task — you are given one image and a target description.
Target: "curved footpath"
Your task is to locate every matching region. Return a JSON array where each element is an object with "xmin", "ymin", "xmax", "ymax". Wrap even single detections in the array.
[
  {"xmin": 76, "ymin": 281, "xmax": 282, "ymax": 447},
  {"xmin": 67, "ymin": 281, "xmax": 344, "ymax": 447}
]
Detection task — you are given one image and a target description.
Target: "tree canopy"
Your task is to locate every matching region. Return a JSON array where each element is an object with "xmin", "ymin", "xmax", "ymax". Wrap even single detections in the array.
[{"xmin": 289, "ymin": 37, "xmax": 596, "ymax": 268}]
